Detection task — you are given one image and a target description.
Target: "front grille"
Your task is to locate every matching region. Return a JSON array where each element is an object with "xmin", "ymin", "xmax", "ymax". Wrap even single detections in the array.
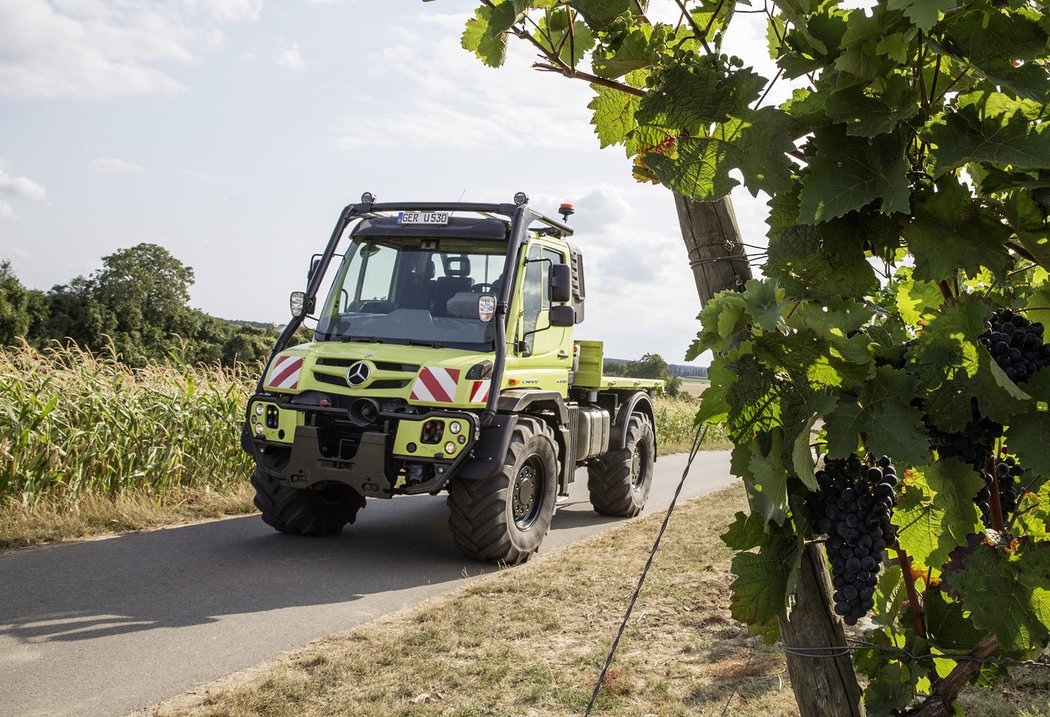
[
  {"xmin": 315, "ymin": 357, "xmax": 419, "ymax": 372},
  {"xmin": 313, "ymin": 372, "xmax": 410, "ymax": 390}
]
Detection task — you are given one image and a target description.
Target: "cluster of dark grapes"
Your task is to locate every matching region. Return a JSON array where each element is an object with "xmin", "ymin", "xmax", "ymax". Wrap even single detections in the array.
[
  {"xmin": 810, "ymin": 454, "xmax": 898, "ymax": 626},
  {"xmin": 925, "ymin": 412, "xmax": 1003, "ymax": 470},
  {"xmin": 976, "ymin": 456, "xmax": 1023, "ymax": 526},
  {"xmin": 979, "ymin": 308, "xmax": 1049, "ymax": 383}
]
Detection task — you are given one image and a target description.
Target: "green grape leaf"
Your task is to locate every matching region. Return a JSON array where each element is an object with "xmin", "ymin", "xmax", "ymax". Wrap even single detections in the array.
[
  {"xmin": 1006, "ymin": 410, "xmax": 1050, "ymax": 478},
  {"xmin": 591, "ymin": 25, "xmax": 653, "ymax": 78},
  {"xmin": 824, "ymin": 366, "xmax": 928, "ymax": 465},
  {"xmin": 461, "ymin": 3, "xmax": 515, "ymax": 67},
  {"xmin": 875, "ymin": 29, "xmax": 917, "ymax": 64},
  {"xmin": 728, "ymin": 531, "xmax": 802, "ymax": 642},
  {"xmin": 637, "ymin": 62, "xmax": 766, "ymax": 130},
  {"xmin": 798, "ymin": 127, "xmax": 911, "ymax": 223},
  {"xmin": 904, "ymin": 176, "xmax": 1012, "ymax": 281},
  {"xmin": 588, "ymin": 84, "xmax": 640, "ymax": 149},
  {"xmin": 742, "ymin": 279, "xmax": 787, "ymax": 333},
  {"xmin": 790, "ymin": 297, "xmax": 875, "ymax": 340},
  {"xmin": 721, "ymin": 510, "xmax": 770, "ymax": 551},
  {"xmin": 943, "ymin": 538, "xmax": 1050, "ymax": 652},
  {"xmin": 893, "ymin": 460, "xmax": 984, "ymax": 572},
  {"xmin": 1026, "ymin": 285, "xmax": 1050, "ymax": 329},
  {"xmin": 939, "ymin": 8, "xmax": 1050, "ymax": 102},
  {"xmin": 569, "ymin": 0, "xmax": 630, "ymax": 29},
  {"xmin": 923, "ymin": 98, "xmax": 1050, "ymax": 177},
  {"xmin": 644, "ymin": 108, "xmax": 795, "ymax": 201},
  {"xmin": 863, "ymin": 663, "xmax": 915, "ymax": 717},
  {"xmin": 924, "ymin": 586, "xmax": 985, "ymax": 652},
  {"xmin": 887, "ymin": 0, "xmax": 958, "ymax": 31},
  {"xmin": 790, "ymin": 393, "xmax": 837, "ymax": 489},
  {"xmin": 894, "ymin": 268, "xmax": 944, "ymax": 327},
  {"xmin": 1015, "ymin": 481, "xmax": 1050, "ymax": 542},
  {"xmin": 746, "ymin": 430, "xmax": 790, "ymax": 525},
  {"xmin": 825, "ymin": 75, "xmax": 921, "ymax": 138},
  {"xmin": 692, "ymin": 290, "xmax": 749, "ymax": 356}
]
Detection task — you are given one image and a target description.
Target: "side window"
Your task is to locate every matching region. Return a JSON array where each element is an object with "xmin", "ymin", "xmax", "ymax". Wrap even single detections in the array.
[
  {"xmin": 522, "ymin": 244, "xmax": 545, "ymax": 338},
  {"xmin": 355, "ymin": 243, "xmax": 397, "ymax": 302}
]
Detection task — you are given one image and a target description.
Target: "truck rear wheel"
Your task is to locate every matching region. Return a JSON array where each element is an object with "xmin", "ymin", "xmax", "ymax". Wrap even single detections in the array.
[
  {"xmin": 448, "ymin": 416, "xmax": 558, "ymax": 564},
  {"xmin": 587, "ymin": 412, "xmax": 655, "ymax": 517},
  {"xmin": 251, "ymin": 468, "xmax": 365, "ymax": 536}
]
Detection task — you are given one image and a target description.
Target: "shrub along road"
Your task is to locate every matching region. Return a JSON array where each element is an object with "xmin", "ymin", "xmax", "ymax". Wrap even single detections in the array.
[{"xmin": 0, "ymin": 451, "xmax": 734, "ymax": 717}]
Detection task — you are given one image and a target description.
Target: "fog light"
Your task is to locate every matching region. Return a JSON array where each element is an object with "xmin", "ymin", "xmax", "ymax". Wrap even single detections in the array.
[
  {"xmin": 255, "ymin": 404, "xmax": 264, "ymax": 416},
  {"xmin": 254, "ymin": 424, "xmax": 264, "ymax": 436},
  {"xmin": 444, "ymin": 441, "xmax": 456, "ymax": 454},
  {"xmin": 449, "ymin": 421, "xmax": 461, "ymax": 434}
]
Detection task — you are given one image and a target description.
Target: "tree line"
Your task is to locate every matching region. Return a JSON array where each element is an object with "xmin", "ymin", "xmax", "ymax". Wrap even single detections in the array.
[{"xmin": 0, "ymin": 243, "xmax": 277, "ymax": 367}]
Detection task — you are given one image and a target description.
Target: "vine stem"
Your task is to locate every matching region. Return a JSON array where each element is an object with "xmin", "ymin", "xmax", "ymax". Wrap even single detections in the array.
[
  {"xmin": 912, "ymin": 634, "xmax": 1000, "ymax": 717},
  {"xmin": 985, "ymin": 454, "xmax": 1006, "ymax": 534},
  {"xmin": 894, "ymin": 547, "xmax": 927, "ymax": 640},
  {"xmin": 937, "ymin": 280, "xmax": 954, "ymax": 305},
  {"xmin": 1006, "ymin": 240, "xmax": 1040, "ymax": 265}
]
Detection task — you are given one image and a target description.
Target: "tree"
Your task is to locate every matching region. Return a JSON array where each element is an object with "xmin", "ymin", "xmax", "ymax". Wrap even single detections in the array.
[
  {"xmin": 625, "ymin": 352, "xmax": 682, "ymax": 396},
  {"xmin": 0, "ymin": 261, "xmax": 47, "ymax": 345},
  {"xmin": 459, "ymin": 2, "xmax": 1050, "ymax": 714}
]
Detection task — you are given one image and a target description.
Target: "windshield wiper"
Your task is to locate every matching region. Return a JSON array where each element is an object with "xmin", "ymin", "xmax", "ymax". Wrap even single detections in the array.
[
  {"xmin": 341, "ymin": 335, "xmax": 386, "ymax": 343},
  {"xmin": 405, "ymin": 339, "xmax": 444, "ymax": 348}
]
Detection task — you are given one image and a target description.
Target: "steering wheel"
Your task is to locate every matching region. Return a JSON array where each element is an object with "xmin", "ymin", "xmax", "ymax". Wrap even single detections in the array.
[{"xmin": 471, "ymin": 283, "xmax": 494, "ymax": 294}]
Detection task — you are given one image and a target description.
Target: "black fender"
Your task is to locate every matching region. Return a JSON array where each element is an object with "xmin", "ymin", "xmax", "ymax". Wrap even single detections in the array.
[{"xmin": 610, "ymin": 391, "xmax": 657, "ymax": 456}]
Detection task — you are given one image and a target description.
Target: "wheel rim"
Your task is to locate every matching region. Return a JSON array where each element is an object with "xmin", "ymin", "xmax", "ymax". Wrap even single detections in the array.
[
  {"xmin": 512, "ymin": 457, "xmax": 545, "ymax": 530},
  {"xmin": 630, "ymin": 442, "xmax": 649, "ymax": 492}
]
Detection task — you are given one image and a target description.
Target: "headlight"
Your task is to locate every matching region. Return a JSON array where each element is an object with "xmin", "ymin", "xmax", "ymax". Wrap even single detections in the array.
[
  {"xmin": 255, "ymin": 404, "xmax": 264, "ymax": 416},
  {"xmin": 449, "ymin": 421, "xmax": 461, "ymax": 434},
  {"xmin": 444, "ymin": 441, "xmax": 456, "ymax": 454}
]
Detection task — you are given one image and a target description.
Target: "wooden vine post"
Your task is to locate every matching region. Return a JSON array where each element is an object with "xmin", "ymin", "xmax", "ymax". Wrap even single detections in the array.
[{"xmin": 675, "ymin": 192, "xmax": 863, "ymax": 717}]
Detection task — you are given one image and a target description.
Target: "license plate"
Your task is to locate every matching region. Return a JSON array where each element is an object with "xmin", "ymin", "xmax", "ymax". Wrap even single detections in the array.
[{"xmin": 397, "ymin": 211, "xmax": 449, "ymax": 225}]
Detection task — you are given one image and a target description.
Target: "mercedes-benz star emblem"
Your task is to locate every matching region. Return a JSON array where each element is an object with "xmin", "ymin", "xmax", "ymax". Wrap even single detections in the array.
[{"xmin": 346, "ymin": 361, "xmax": 371, "ymax": 387}]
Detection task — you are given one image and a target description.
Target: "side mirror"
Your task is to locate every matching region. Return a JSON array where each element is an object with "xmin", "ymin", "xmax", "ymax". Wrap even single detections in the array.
[
  {"xmin": 549, "ymin": 305, "xmax": 575, "ymax": 327},
  {"xmin": 550, "ymin": 263, "xmax": 572, "ymax": 303},
  {"xmin": 477, "ymin": 294, "xmax": 496, "ymax": 322},
  {"xmin": 290, "ymin": 291, "xmax": 315, "ymax": 318}
]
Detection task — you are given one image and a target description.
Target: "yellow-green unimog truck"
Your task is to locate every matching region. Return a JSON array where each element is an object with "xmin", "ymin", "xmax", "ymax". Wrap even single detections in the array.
[{"xmin": 242, "ymin": 193, "xmax": 661, "ymax": 564}]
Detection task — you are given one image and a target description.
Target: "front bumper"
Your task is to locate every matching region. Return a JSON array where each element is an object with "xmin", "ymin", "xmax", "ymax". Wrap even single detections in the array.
[{"xmin": 243, "ymin": 395, "xmax": 479, "ymax": 498}]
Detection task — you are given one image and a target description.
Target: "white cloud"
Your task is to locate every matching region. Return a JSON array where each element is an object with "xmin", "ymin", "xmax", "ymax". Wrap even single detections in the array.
[
  {"xmin": 90, "ymin": 157, "xmax": 145, "ymax": 174},
  {"xmin": 0, "ymin": 0, "xmax": 260, "ymax": 98},
  {"xmin": 276, "ymin": 41, "xmax": 304, "ymax": 69},
  {"xmin": 0, "ymin": 199, "xmax": 14, "ymax": 219},
  {"xmin": 0, "ymin": 164, "xmax": 47, "ymax": 202},
  {"xmin": 335, "ymin": 16, "xmax": 595, "ymax": 152}
]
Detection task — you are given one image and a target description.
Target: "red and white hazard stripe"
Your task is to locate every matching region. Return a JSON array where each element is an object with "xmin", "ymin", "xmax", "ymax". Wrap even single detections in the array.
[
  {"xmin": 410, "ymin": 367, "xmax": 460, "ymax": 403},
  {"xmin": 267, "ymin": 355, "xmax": 304, "ymax": 390},
  {"xmin": 469, "ymin": 379, "xmax": 490, "ymax": 404}
]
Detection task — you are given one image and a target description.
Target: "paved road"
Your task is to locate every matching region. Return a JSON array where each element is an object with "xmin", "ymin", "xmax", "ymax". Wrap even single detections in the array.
[{"xmin": 0, "ymin": 451, "xmax": 735, "ymax": 717}]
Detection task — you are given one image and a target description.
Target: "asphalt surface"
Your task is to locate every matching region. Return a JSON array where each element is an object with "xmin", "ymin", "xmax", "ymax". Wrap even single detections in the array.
[{"xmin": 0, "ymin": 450, "xmax": 735, "ymax": 717}]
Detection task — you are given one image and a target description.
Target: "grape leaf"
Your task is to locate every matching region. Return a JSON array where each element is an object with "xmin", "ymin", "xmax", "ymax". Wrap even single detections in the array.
[
  {"xmin": 924, "ymin": 99, "xmax": 1050, "ymax": 177},
  {"xmin": 924, "ymin": 586, "xmax": 985, "ymax": 652},
  {"xmin": 887, "ymin": 0, "xmax": 957, "ymax": 31},
  {"xmin": 591, "ymin": 25, "xmax": 653, "ymax": 78},
  {"xmin": 789, "ymin": 392, "xmax": 837, "ymax": 489},
  {"xmin": 461, "ymin": 3, "xmax": 515, "ymax": 67},
  {"xmin": 1006, "ymin": 410, "xmax": 1050, "ymax": 478},
  {"xmin": 824, "ymin": 366, "xmax": 928, "ymax": 465},
  {"xmin": 894, "ymin": 268, "xmax": 943, "ymax": 327},
  {"xmin": 903, "ymin": 176, "xmax": 1012, "ymax": 281},
  {"xmin": 942, "ymin": 538, "xmax": 1050, "ymax": 652},
  {"xmin": 588, "ymin": 84, "xmax": 640, "ymax": 149},
  {"xmin": 746, "ymin": 430, "xmax": 790, "ymax": 525},
  {"xmin": 637, "ymin": 62, "xmax": 765, "ymax": 130},
  {"xmin": 1015, "ymin": 482, "xmax": 1050, "ymax": 542},
  {"xmin": 798, "ymin": 127, "xmax": 911, "ymax": 223},
  {"xmin": 721, "ymin": 510, "xmax": 770, "ymax": 551},
  {"xmin": 893, "ymin": 460, "xmax": 984, "ymax": 572},
  {"xmin": 864, "ymin": 664, "xmax": 915, "ymax": 717},
  {"xmin": 742, "ymin": 279, "xmax": 787, "ymax": 333},
  {"xmin": 825, "ymin": 75, "xmax": 921, "ymax": 138},
  {"xmin": 728, "ymin": 531, "xmax": 802, "ymax": 642},
  {"xmin": 569, "ymin": 0, "xmax": 630, "ymax": 29},
  {"xmin": 1026, "ymin": 285, "xmax": 1050, "ymax": 329}
]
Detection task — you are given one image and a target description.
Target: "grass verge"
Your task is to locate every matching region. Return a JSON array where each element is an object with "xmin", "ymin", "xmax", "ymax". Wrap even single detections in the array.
[{"xmin": 149, "ymin": 481, "xmax": 1050, "ymax": 717}]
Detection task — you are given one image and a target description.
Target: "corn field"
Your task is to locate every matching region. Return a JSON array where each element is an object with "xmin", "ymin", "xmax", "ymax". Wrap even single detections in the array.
[
  {"xmin": 0, "ymin": 342, "xmax": 253, "ymax": 504},
  {"xmin": 0, "ymin": 342, "xmax": 715, "ymax": 506}
]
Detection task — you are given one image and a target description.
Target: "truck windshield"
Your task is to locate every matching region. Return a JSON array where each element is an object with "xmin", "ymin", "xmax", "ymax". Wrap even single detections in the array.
[{"xmin": 316, "ymin": 239, "xmax": 506, "ymax": 350}]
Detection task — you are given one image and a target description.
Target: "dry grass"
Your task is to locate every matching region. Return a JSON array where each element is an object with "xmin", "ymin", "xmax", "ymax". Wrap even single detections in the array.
[
  {"xmin": 151, "ymin": 484, "xmax": 799, "ymax": 717},
  {"xmin": 0, "ymin": 482, "xmax": 256, "ymax": 551}
]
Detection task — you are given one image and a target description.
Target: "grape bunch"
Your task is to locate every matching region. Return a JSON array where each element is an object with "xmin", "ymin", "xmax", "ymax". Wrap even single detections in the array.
[
  {"xmin": 976, "ymin": 456, "xmax": 1023, "ymax": 526},
  {"xmin": 979, "ymin": 308, "xmax": 1049, "ymax": 384},
  {"xmin": 925, "ymin": 412, "xmax": 1003, "ymax": 470},
  {"xmin": 810, "ymin": 454, "xmax": 899, "ymax": 626}
]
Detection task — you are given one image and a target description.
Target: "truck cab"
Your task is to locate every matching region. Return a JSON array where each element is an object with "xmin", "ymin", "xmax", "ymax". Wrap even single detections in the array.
[{"xmin": 244, "ymin": 194, "xmax": 661, "ymax": 563}]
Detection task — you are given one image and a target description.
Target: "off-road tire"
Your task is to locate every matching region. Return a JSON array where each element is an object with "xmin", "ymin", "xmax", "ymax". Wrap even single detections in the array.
[
  {"xmin": 587, "ymin": 412, "xmax": 655, "ymax": 517},
  {"xmin": 447, "ymin": 416, "xmax": 558, "ymax": 564},
  {"xmin": 251, "ymin": 468, "xmax": 365, "ymax": 536}
]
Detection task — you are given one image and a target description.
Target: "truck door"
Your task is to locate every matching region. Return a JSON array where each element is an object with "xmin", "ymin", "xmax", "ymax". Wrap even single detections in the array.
[{"xmin": 515, "ymin": 242, "xmax": 572, "ymax": 392}]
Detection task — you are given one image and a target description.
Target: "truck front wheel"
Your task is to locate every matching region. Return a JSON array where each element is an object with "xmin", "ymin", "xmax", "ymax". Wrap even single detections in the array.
[
  {"xmin": 251, "ymin": 468, "xmax": 365, "ymax": 536},
  {"xmin": 587, "ymin": 412, "xmax": 655, "ymax": 517},
  {"xmin": 448, "ymin": 416, "xmax": 558, "ymax": 564}
]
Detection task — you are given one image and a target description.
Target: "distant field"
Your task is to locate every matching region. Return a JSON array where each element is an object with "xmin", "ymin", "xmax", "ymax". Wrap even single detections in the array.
[{"xmin": 676, "ymin": 376, "xmax": 709, "ymax": 399}]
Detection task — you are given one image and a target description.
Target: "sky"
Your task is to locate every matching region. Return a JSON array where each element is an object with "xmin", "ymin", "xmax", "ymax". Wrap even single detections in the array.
[{"xmin": 0, "ymin": 0, "xmax": 795, "ymax": 365}]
